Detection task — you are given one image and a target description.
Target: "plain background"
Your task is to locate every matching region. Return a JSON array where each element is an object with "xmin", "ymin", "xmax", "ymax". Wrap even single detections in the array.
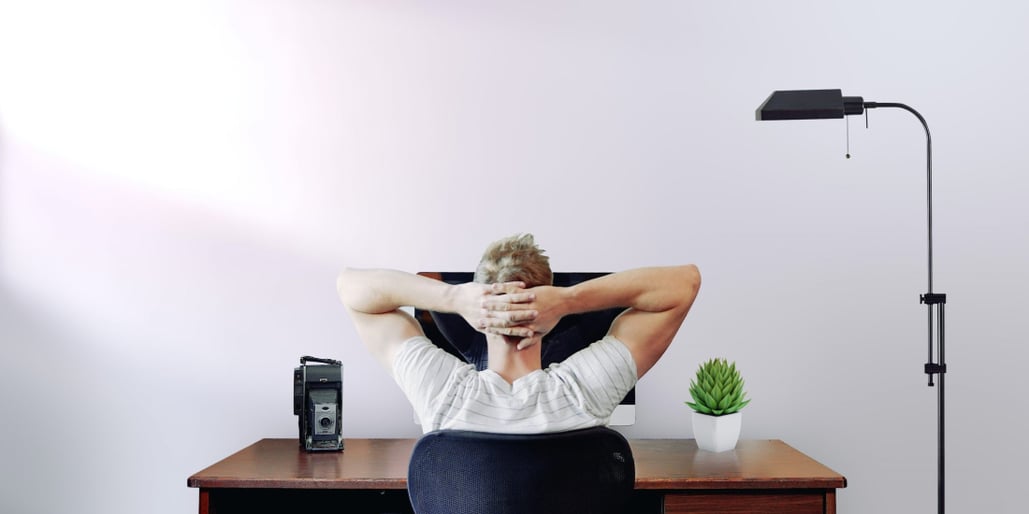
[{"xmin": 2, "ymin": 1, "xmax": 1027, "ymax": 513}]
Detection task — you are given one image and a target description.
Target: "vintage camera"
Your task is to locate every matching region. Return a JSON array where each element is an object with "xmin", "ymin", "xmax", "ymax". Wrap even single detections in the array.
[{"xmin": 293, "ymin": 356, "xmax": 344, "ymax": 451}]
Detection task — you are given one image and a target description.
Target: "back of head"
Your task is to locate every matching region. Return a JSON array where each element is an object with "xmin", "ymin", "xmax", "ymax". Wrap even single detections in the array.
[{"xmin": 474, "ymin": 233, "xmax": 553, "ymax": 288}]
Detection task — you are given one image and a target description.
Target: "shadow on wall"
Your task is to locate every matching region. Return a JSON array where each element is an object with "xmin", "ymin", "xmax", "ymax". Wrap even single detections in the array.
[{"xmin": 0, "ymin": 286, "xmax": 100, "ymax": 513}]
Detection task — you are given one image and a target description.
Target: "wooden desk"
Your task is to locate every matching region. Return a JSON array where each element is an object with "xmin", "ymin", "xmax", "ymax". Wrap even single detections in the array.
[{"xmin": 188, "ymin": 438, "xmax": 845, "ymax": 514}]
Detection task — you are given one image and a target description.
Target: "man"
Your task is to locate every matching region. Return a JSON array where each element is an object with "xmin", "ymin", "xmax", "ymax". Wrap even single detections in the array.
[{"xmin": 337, "ymin": 234, "xmax": 700, "ymax": 433}]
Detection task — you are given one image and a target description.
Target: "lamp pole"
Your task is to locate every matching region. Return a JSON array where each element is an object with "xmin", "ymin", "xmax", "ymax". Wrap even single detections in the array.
[
  {"xmin": 758, "ymin": 91, "xmax": 947, "ymax": 514},
  {"xmin": 867, "ymin": 102, "xmax": 946, "ymax": 514},
  {"xmin": 865, "ymin": 102, "xmax": 947, "ymax": 514}
]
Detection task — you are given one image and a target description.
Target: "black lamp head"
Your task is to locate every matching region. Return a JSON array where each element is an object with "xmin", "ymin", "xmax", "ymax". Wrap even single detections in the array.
[{"xmin": 756, "ymin": 89, "xmax": 865, "ymax": 121}]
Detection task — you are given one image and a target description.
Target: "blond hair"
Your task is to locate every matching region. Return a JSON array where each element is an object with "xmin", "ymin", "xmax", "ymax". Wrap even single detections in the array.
[{"xmin": 474, "ymin": 233, "xmax": 553, "ymax": 288}]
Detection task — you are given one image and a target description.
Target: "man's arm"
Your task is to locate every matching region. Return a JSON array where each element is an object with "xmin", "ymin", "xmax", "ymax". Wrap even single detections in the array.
[
  {"xmin": 485, "ymin": 265, "xmax": 701, "ymax": 378},
  {"xmin": 336, "ymin": 268, "xmax": 532, "ymax": 373},
  {"xmin": 598, "ymin": 265, "xmax": 700, "ymax": 377}
]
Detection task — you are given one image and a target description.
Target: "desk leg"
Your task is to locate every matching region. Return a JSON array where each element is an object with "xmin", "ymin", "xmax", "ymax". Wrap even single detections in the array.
[
  {"xmin": 198, "ymin": 488, "xmax": 210, "ymax": 514},
  {"xmin": 825, "ymin": 489, "xmax": 836, "ymax": 514}
]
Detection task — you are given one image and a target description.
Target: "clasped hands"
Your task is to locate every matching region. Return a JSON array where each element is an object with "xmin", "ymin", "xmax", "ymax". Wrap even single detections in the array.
[{"xmin": 459, "ymin": 281, "xmax": 563, "ymax": 350}]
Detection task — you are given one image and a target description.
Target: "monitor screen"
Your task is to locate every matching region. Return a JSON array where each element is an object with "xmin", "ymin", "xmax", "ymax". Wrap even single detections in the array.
[{"xmin": 414, "ymin": 271, "xmax": 635, "ymax": 425}]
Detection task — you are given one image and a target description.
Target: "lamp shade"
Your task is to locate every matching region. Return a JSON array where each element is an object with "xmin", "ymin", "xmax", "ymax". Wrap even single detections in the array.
[{"xmin": 756, "ymin": 89, "xmax": 865, "ymax": 121}]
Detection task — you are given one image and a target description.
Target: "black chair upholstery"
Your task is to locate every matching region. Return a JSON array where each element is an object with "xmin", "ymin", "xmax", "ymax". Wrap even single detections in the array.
[{"xmin": 407, "ymin": 426, "xmax": 635, "ymax": 514}]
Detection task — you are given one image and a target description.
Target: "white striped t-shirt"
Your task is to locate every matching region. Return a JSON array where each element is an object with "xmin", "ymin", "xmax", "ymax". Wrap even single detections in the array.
[{"xmin": 393, "ymin": 335, "xmax": 638, "ymax": 434}]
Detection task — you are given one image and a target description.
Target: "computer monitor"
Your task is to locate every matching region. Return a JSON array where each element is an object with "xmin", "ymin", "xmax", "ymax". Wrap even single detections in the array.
[{"xmin": 414, "ymin": 271, "xmax": 635, "ymax": 425}]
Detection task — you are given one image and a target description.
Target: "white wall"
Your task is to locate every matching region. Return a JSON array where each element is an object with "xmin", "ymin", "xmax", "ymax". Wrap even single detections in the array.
[{"xmin": 2, "ymin": 1, "xmax": 1027, "ymax": 513}]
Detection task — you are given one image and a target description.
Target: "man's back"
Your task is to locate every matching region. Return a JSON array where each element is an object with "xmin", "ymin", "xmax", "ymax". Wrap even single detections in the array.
[{"xmin": 394, "ymin": 335, "xmax": 636, "ymax": 434}]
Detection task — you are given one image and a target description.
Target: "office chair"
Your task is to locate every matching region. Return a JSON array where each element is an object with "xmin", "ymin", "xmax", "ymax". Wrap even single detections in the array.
[{"xmin": 407, "ymin": 426, "xmax": 635, "ymax": 514}]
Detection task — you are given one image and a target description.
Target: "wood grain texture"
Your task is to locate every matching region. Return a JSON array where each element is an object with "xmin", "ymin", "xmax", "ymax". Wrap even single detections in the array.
[
  {"xmin": 664, "ymin": 491, "xmax": 826, "ymax": 514},
  {"xmin": 187, "ymin": 438, "xmax": 846, "ymax": 513},
  {"xmin": 630, "ymin": 439, "xmax": 846, "ymax": 490},
  {"xmin": 187, "ymin": 439, "xmax": 414, "ymax": 490}
]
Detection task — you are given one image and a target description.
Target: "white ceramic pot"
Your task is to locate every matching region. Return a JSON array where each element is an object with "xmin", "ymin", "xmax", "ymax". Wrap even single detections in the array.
[{"xmin": 692, "ymin": 411, "xmax": 742, "ymax": 452}]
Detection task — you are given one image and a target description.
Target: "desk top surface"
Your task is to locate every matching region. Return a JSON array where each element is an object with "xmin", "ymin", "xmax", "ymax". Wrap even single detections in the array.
[{"xmin": 188, "ymin": 438, "xmax": 846, "ymax": 491}]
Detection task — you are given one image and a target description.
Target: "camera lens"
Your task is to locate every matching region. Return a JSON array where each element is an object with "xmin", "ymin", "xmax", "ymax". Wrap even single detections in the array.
[{"xmin": 319, "ymin": 417, "xmax": 332, "ymax": 427}]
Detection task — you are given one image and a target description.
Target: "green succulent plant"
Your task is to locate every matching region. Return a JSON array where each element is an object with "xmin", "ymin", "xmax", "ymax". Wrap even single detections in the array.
[{"xmin": 685, "ymin": 358, "xmax": 750, "ymax": 416}]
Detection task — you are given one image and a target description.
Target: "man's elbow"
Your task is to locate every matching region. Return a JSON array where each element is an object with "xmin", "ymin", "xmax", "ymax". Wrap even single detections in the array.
[
  {"xmin": 337, "ymin": 268, "xmax": 393, "ymax": 314},
  {"xmin": 336, "ymin": 268, "xmax": 362, "ymax": 307},
  {"xmin": 677, "ymin": 264, "xmax": 701, "ymax": 308},
  {"xmin": 336, "ymin": 271, "xmax": 346, "ymax": 294},
  {"xmin": 685, "ymin": 264, "xmax": 701, "ymax": 292}
]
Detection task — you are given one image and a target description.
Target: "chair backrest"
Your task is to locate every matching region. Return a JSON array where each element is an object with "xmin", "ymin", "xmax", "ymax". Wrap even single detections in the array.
[{"xmin": 407, "ymin": 426, "xmax": 635, "ymax": 514}]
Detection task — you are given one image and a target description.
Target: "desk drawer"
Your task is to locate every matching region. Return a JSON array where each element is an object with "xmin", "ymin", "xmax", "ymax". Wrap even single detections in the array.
[{"xmin": 664, "ymin": 490, "xmax": 831, "ymax": 514}]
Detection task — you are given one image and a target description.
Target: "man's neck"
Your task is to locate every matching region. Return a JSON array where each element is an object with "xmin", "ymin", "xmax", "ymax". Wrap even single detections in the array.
[{"xmin": 486, "ymin": 335, "xmax": 543, "ymax": 384}]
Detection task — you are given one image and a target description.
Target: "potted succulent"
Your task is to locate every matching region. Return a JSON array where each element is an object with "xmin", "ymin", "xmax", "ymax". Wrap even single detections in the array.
[{"xmin": 686, "ymin": 358, "xmax": 751, "ymax": 452}]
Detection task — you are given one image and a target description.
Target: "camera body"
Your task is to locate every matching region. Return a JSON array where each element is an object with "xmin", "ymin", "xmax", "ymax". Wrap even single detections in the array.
[{"xmin": 293, "ymin": 356, "xmax": 344, "ymax": 451}]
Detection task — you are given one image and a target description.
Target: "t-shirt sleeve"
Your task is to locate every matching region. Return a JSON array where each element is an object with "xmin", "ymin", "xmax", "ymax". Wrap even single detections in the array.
[
  {"xmin": 392, "ymin": 336, "xmax": 473, "ymax": 425},
  {"xmin": 547, "ymin": 335, "xmax": 638, "ymax": 419}
]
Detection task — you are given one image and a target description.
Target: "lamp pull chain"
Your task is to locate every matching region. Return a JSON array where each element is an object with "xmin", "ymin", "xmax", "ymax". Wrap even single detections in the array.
[{"xmin": 845, "ymin": 116, "xmax": 851, "ymax": 159}]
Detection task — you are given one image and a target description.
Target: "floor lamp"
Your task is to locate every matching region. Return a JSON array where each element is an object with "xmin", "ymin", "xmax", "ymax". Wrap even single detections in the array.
[{"xmin": 756, "ymin": 89, "xmax": 947, "ymax": 514}]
